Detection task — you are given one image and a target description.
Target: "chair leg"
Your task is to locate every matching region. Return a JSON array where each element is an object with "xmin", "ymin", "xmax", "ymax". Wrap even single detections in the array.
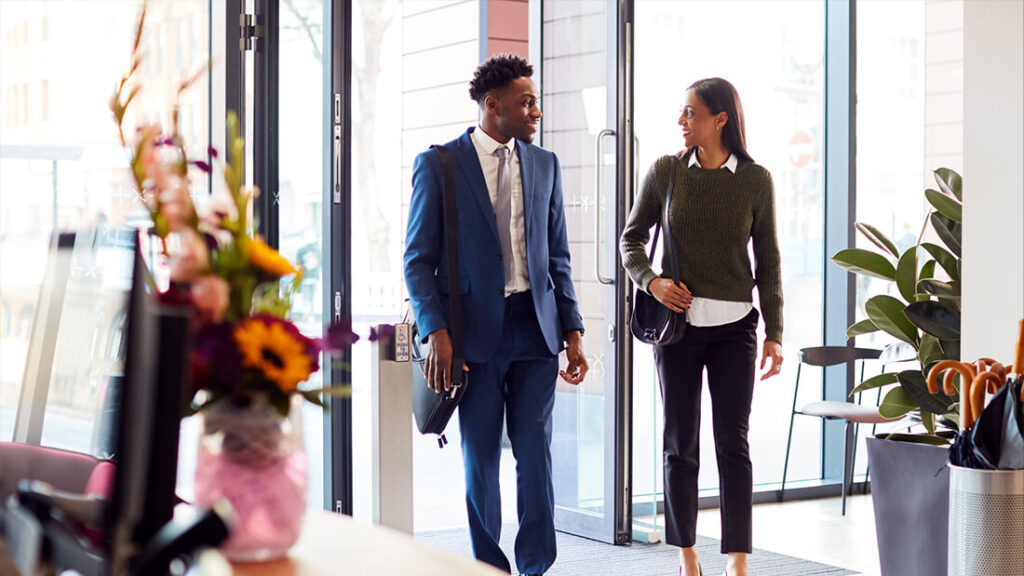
[
  {"xmin": 849, "ymin": 422, "xmax": 860, "ymax": 495},
  {"xmin": 842, "ymin": 421, "xmax": 853, "ymax": 516},
  {"xmin": 780, "ymin": 365, "xmax": 801, "ymax": 503}
]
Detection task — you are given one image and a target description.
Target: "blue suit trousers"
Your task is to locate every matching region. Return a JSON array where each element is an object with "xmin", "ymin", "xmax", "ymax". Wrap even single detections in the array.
[{"xmin": 459, "ymin": 291, "xmax": 558, "ymax": 575}]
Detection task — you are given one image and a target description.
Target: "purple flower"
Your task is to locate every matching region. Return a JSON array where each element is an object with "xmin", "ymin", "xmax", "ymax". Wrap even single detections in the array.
[
  {"xmin": 325, "ymin": 319, "xmax": 361, "ymax": 350},
  {"xmin": 192, "ymin": 160, "xmax": 211, "ymax": 173},
  {"xmin": 194, "ymin": 322, "xmax": 243, "ymax": 394},
  {"xmin": 207, "ymin": 146, "xmax": 219, "ymax": 159}
]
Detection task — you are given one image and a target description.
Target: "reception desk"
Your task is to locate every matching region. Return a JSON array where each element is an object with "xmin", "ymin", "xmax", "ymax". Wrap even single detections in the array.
[{"xmin": 227, "ymin": 511, "xmax": 504, "ymax": 576}]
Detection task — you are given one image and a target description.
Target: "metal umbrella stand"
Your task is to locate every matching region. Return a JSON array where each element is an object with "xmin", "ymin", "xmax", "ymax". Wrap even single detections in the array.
[{"xmin": 945, "ymin": 321, "xmax": 1024, "ymax": 576}]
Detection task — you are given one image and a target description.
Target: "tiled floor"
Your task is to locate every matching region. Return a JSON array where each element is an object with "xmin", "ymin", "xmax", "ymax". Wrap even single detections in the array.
[{"xmin": 693, "ymin": 493, "xmax": 880, "ymax": 576}]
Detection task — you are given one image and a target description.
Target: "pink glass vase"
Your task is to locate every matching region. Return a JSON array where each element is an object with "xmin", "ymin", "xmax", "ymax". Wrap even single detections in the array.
[{"xmin": 194, "ymin": 396, "xmax": 307, "ymax": 562}]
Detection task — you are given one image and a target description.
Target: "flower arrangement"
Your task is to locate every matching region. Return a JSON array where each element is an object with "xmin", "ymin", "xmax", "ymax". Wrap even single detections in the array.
[{"xmin": 111, "ymin": 5, "xmax": 353, "ymax": 418}]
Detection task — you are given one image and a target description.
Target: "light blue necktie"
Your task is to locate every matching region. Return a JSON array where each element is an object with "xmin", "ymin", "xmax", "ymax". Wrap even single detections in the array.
[{"xmin": 494, "ymin": 145, "xmax": 514, "ymax": 284}]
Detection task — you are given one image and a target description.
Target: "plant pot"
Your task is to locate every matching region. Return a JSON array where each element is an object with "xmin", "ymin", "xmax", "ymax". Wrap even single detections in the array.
[
  {"xmin": 865, "ymin": 436, "xmax": 950, "ymax": 576},
  {"xmin": 193, "ymin": 396, "xmax": 307, "ymax": 562}
]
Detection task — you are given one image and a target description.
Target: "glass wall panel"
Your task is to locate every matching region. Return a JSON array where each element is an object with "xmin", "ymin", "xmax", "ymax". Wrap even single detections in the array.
[
  {"xmin": 349, "ymin": 0, "xmax": 486, "ymax": 531},
  {"xmin": 632, "ymin": 0, "xmax": 825, "ymax": 500},
  {"xmin": 0, "ymin": 0, "xmax": 213, "ymax": 451}
]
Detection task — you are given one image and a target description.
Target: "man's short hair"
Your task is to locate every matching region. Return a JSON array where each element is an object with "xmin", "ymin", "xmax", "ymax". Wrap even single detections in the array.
[{"xmin": 468, "ymin": 54, "xmax": 534, "ymax": 104}]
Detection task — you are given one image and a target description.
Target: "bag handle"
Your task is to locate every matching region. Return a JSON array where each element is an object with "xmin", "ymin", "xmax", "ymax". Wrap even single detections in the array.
[
  {"xmin": 646, "ymin": 155, "xmax": 680, "ymax": 284},
  {"xmin": 431, "ymin": 144, "xmax": 465, "ymax": 386}
]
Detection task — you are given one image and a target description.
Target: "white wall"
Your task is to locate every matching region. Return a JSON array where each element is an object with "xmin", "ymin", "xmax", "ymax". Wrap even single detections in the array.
[{"xmin": 961, "ymin": 0, "xmax": 1024, "ymax": 364}]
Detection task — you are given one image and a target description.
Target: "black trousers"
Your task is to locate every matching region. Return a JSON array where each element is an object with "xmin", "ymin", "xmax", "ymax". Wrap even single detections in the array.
[{"xmin": 654, "ymin": 308, "xmax": 758, "ymax": 554}]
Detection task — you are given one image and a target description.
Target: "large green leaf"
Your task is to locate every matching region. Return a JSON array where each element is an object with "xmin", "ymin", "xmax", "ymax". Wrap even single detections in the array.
[
  {"xmin": 846, "ymin": 318, "xmax": 880, "ymax": 339},
  {"xmin": 851, "ymin": 372, "xmax": 899, "ymax": 395},
  {"xmin": 865, "ymin": 295, "xmax": 920, "ymax": 345},
  {"xmin": 905, "ymin": 300, "xmax": 961, "ymax": 340},
  {"xmin": 917, "ymin": 279, "xmax": 960, "ymax": 300},
  {"xmin": 896, "ymin": 247, "xmax": 918, "ymax": 303},
  {"xmin": 898, "ymin": 369, "xmax": 957, "ymax": 416},
  {"xmin": 925, "ymin": 189, "xmax": 962, "ymax": 223},
  {"xmin": 921, "ymin": 243, "xmax": 959, "ymax": 281},
  {"xmin": 934, "ymin": 167, "xmax": 962, "ymax": 201},
  {"xmin": 855, "ymin": 222, "xmax": 900, "ymax": 258},
  {"xmin": 880, "ymin": 386, "xmax": 918, "ymax": 418},
  {"xmin": 920, "ymin": 410, "xmax": 936, "ymax": 435},
  {"xmin": 832, "ymin": 249, "xmax": 897, "ymax": 281},
  {"xmin": 939, "ymin": 339, "xmax": 961, "ymax": 361},
  {"xmin": 920, "ymin": 260, "xmax": 936, "ymax": 280},
  {"xmin": 918, "ymin": 333, "xmax": 946, "ymax": 367},
  {"xmin": 930, "ymin": 212, "xmax": 962, "ymax": 257}
]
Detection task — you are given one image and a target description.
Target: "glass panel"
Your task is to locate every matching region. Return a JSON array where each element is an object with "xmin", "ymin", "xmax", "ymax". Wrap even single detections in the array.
[
  {"xmin": 278, "ymin": 0, "xmax": 326, "ymax": 512},
  {"xmin": 349, "ymin": 0, "xmax": 487, "ymax": 531},
  {"xmin": 855, "ymin": 1, "xmax": 961, "ymax": 478},
  {"xmin": 541, "ymin": 0, "xmax": 615, "ymax": 528},
  {"xmin": 632, "ymin": 0, "xmax": 825, "ymax": 502},
  {"xmin": 0, "ymin": 0, "xmax": 212, "ymax": 448}
]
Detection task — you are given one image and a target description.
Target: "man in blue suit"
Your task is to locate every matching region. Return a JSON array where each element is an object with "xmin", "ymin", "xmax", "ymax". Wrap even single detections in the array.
[{"xmin": 404, "ymin": 54, "xmax": 588, "ymax": 575}]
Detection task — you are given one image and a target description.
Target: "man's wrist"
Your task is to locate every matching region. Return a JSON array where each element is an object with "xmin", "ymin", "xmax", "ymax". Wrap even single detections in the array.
[{"xmin": 565, "ymin": 329, "xmax": 583, "ymax": 346}]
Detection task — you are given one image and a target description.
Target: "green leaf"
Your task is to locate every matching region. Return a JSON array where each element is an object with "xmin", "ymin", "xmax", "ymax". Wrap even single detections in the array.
[
  {"xmin": 855, "ymin": 222, "xmax": 901, "ymax": 258},
  {"xmin": 939, "ymin": 339, "xmax": 961, "ymax": 361},
  {"xmin": 930, "ymin": 212, "xmax": 962, "ymax": 257},
  {"xmin": 920, "ymin": 260, "xmax": 936, "ymax": 280},
  {"xmin": 918, "ymin": 334, "xmax": 946, "ymax": 367},
  {"xmin": 917, "ymin": 279, "xmax": 960, "ymax": 300},
  {"xmin": 905, "ymin": 300, "xmax": 961, "ymax": 340},
  {"xmin": 875, "ymin": 432, "xmax": 951, "ymax": 446},
  {"xmin": 934, "ymin": 167, "xmax": 962, "ymax": 201},
  {"xmin": 846, "ymin": 318, "xmax": 880, "ymax": 339},
  {"xmin": 896, "ymin": 247, "xmax": 918, "ymax": 303},
  {"xmin": 851, "ymin": 372, "xmax": 899, "ymax": 395},
  {"xmin": 925, "ymin": 188, "xmax": 962, "ymax": 223},
  {"xmin": 832, "ymin": 248, "xmax": 897, "ymax": 281},
  {"xmin": 921, "ymin": 243, "xmax": 959, "ymax": 282},
  {"xmin": 880, "ymin": 386, "xmax": 918, "ymax": 418},
  {"xmin": 897, "ymin": 369, "xmax": 957, "ymax": 416},
  {"xmin": 920, "ymin": 410, "xmax": 936, "ymax": 435},
  {"xmin": 865, "ymin": 295, "xmax": 920, "ymax": 346}
]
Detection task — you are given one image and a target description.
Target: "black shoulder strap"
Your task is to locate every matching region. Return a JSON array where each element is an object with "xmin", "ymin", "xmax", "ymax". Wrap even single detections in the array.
[
  {"xmin": 431, "ymin": 144, "xmax": 465, "ymax": 385},
  {"xmin": 647, "ymin": 156, "xmax": 679, "ymax": 283}
]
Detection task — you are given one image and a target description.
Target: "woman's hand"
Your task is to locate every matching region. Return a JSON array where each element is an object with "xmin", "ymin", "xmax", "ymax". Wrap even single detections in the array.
[
  {"xmin": 760, "ymin": 340, "xmax": 783, "ymax": 381},
  {"xmin": 648, "ymin": 278, "xmax": 692, "ymax": 313}
]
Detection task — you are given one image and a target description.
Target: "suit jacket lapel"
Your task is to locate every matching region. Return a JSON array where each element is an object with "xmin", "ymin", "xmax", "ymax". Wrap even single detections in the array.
[
  {"xmin": 454, "ymin": 128, "xmax": 500, "ymax": 243},
  {"xmin": 518, "ymin": 142, "xmax": 535, "ymax": 242}
]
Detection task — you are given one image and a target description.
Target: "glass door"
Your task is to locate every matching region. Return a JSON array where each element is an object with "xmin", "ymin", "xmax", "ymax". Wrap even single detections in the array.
[{"xmin": 540, "ymin": 0, "xmax": 632, "ymax": 544}]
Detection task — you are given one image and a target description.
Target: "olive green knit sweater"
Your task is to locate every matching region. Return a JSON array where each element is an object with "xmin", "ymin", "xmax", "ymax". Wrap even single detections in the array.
[{"xmin": 620, "ymin": 150, "xmax": 784, "ymax": 343}]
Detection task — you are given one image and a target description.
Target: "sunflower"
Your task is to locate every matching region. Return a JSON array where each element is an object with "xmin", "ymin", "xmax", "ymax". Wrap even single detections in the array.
[
  {"xmin": 248, "ymin": 236, "xmax": 298, "ymax": 277},
  {"xmin": 234, "ymin": 317, "xmax": 313, "ymax": 393}
]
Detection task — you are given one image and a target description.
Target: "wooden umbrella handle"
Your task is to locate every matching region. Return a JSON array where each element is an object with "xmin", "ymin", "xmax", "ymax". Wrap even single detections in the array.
[
  {"xmin": 968, "ymin": 372, "xmax": 1004, "ymax": 429},
  {"xmin": 1014, "ymin": 319, "xmax": 1024, "ymax": 375},
  {"xmin": 927, "ymin": 360, "xmax": 976, "ymax": 395}
]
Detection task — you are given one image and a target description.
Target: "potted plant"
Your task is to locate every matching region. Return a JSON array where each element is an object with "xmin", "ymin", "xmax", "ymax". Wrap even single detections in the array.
[{"xmin": 831, "ymin": 167, "xmax": 962, "ymax": 576}]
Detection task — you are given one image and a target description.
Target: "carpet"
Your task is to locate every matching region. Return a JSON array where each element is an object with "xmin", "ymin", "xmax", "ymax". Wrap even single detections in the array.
[{"xmin": 417, "ymin": 525, "xmax": 857, "ymax": 575}]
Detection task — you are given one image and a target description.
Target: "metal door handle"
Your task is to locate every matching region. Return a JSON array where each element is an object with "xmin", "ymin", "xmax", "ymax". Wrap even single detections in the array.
[{"xmin": 595, "ymin": 129, "xmax": 615, "ymax": 285}]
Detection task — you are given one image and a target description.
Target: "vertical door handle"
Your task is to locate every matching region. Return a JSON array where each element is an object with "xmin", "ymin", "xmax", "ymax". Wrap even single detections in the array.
[{"xmin": 595, "ymin": 129, "xmax": 616, "ymax": 285}]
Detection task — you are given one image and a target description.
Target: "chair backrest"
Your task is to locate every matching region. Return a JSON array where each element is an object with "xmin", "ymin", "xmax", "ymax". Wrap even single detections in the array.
[{"xmin": 798, "ymin": 346, "xmax": 882, "ymax": 367}]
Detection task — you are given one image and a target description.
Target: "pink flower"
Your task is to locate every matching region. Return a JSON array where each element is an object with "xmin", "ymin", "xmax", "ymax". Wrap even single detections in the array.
[
  {"xmin": 191, "ymin": 275, "xmax": 230, "ymax": 324},
  {"xmin": 159, "ymin": 177, "xmax": 190, "ymax": 231},
  {"xmin": 168, "ymin": 228, "xmax": 209, "ymax": 283}
]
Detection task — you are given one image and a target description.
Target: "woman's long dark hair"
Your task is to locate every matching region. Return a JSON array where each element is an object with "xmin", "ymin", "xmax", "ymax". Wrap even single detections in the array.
[{"xmin": 687, "ymin": 77, "xmax": 754, "ymax": 163}]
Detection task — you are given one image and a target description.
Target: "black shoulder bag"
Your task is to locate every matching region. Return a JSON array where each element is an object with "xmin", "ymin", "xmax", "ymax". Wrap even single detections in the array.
[
  {"xmin": 629, "ymin": 157, "xmax": 687, "ymax": 346},
  {"xmin": 410, "ymin": 145, "xmax": 468, "ymax": 447}
]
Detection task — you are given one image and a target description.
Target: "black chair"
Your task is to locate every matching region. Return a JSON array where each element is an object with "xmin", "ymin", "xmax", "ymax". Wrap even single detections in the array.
[{"xmin": 780, "ymin": 346, "xmax": 902, "ymax": 515}]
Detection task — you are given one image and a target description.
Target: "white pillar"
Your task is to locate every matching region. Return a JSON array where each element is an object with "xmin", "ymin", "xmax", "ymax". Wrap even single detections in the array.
[{"xmin": 961, "ymin": 0, "xmax": 1024, "ymax": 366}]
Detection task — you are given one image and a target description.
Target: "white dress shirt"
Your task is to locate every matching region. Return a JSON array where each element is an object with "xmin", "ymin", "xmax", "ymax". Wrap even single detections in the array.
[
  {"xmin": 684, "ymin": 151, "xmax": 755, "ymax": 327},
  {"xmin": 471, "ymin": 126, "xmax": 531, "ymax": 294}
]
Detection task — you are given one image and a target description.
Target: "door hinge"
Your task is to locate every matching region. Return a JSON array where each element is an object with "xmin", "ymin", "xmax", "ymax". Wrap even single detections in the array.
[{"xmin": 240, "ymin": 13, "xmax": 260, "ymax": 52}]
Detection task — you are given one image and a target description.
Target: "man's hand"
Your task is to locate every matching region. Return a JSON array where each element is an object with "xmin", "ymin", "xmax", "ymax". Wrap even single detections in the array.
[
  {"xmin": 648, "ymin": 278, "xmax": 692, "ymax": 312},
  {"xmin": 425, "ymin": 328, "xmax": 454, "ymax": 393},
  {"xmin": 760, "ymin": 340, "xmax": 783, "ymax": 381},
  {"xmin": 560, "ymin": 330, "xmax": 588, "ymax": 385}
]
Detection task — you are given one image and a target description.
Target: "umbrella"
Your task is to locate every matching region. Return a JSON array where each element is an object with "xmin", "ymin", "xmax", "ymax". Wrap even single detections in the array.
[{"xmin": 943, "ymin": 320, "xmax": 1024, "ymax": 469}]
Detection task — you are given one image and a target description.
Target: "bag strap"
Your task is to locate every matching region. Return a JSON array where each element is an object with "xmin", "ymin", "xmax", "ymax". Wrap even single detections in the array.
[
  {"xmin": 646, "ymin": 156, "xmax": 679, "ymax": 283},
  {"xmin": 431, "ymin": 144, "xmax": 465, "ymax": 386}
]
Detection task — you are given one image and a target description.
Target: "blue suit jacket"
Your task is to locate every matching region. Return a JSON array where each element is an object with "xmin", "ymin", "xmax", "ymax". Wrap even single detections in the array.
[{"xmin": 404, "ymin": 127, "xmax": 584, "ymax": 363}]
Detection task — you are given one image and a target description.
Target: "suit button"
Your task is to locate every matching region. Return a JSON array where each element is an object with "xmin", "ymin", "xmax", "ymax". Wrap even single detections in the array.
[
  {"xmin": 495, "ymin": 254, "xmax": 502, "ymax": 260},
  {"xmin": 495, "ymin": 289, "xmax": 503, "ymax": 295}
]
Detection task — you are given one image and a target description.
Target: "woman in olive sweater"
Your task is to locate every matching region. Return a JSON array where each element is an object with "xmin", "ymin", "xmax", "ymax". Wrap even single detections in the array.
[{"xmin": 620, "ymin": 78, "xmax": 784, "ymax": 576}]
